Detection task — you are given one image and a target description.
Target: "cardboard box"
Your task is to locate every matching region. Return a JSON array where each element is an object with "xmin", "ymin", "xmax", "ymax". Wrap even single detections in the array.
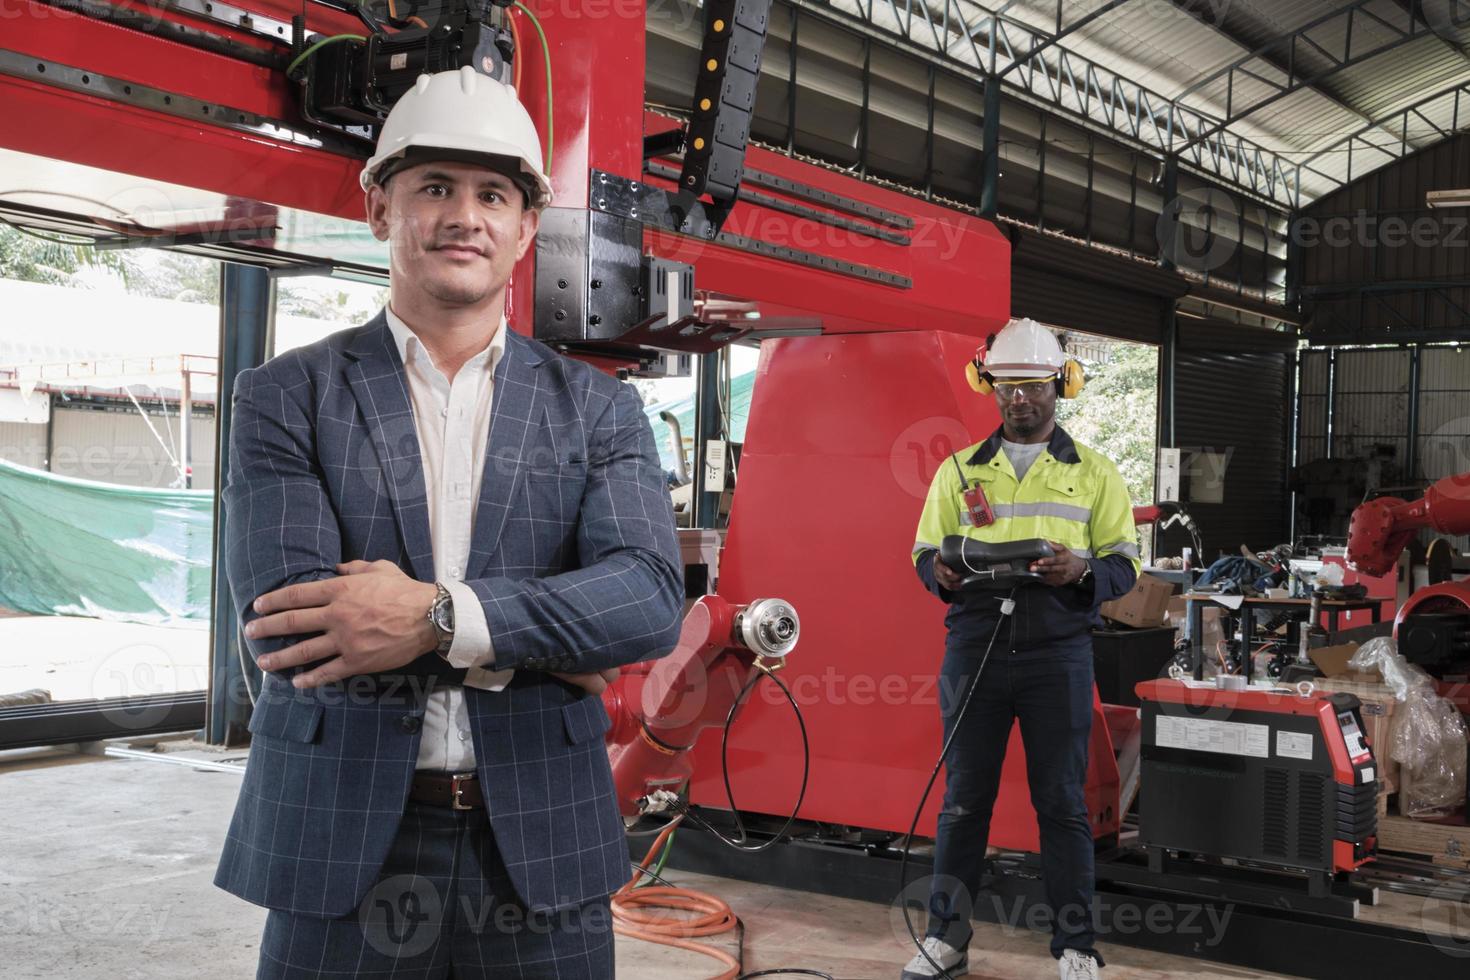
[
  {"xmin": 1308, "ymin": 642, "xmax": 1367, "ymax": 680},
  {"xmin": 1165, "ymin": 596, "xmax": 1188, "ymax": 628},
  {"xmin": 1100, "ymin": 572, "xmax": 1174, "ymax": 629}
]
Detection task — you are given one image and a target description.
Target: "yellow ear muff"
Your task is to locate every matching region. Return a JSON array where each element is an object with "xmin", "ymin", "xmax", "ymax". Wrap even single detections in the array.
[
  {"xmin": 965, "ymin": 359, "xmax": 993, "ymax": 394},
  {"xmin": 1059, "ymin": 359, "xmax": 1085, "ymax": 399}
]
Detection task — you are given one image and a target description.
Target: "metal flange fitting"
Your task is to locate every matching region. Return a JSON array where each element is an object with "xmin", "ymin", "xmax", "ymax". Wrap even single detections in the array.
[{"xmin": 734, "ymin": 598, "xmax": 800, "ymax": 660}]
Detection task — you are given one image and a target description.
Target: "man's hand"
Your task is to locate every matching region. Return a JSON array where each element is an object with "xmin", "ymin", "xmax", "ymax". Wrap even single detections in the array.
[
  {"xmin": 551, "ymin": 668, "xmax": 622, "ymax": 696},
  {"xmin": 1030, "ymin": 541, "xmax": 1087, "ymax": 587},
  {"xmin": 932, "ymin": 554, "xmax": 965, "ymax": 592},
  {"xmin": 247, "ymin": 560, "xmax": 438, "ymax": 689}
]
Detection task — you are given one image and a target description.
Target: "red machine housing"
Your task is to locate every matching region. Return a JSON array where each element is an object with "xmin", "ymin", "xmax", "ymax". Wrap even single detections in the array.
[{"xmin": 676, "ymin": 330, "xmax": 1124, "ymax": 848}]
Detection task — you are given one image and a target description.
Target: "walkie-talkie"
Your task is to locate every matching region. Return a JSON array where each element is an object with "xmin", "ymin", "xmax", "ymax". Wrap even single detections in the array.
[{"xmin": 951, "ymin": 454, "xmax": 994, "ymax": 528}]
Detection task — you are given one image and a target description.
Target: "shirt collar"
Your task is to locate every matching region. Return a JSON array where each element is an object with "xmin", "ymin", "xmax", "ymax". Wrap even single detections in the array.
[
  {"xmin": 384, "ymin": 304, "xmax": 507, "ymax": 375},
  {"xmin": 968, "ymin": 423, "xmax": 1081, "ymax": 466}
]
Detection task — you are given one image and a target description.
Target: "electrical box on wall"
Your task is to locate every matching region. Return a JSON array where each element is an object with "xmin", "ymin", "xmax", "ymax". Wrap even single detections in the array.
[{"xmin": 1156, "ymin": 448, "xmax": 1180, "ymax": 502}]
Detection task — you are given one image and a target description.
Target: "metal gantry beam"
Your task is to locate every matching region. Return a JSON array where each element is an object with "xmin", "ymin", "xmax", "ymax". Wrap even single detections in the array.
[{"xmin": 795, "ymin": 0, "xmax": 1310, "ymax": 206}]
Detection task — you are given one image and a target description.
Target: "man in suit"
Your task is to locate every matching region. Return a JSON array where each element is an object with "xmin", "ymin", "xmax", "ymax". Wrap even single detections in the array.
[{"xmin": 214, "ymin": 67, "xmax": 684, "ymax": 978}]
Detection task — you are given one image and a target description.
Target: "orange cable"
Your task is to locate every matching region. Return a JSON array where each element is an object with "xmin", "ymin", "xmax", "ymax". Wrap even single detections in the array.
[
  {"xmin": 506, "ymin": 9, "xmax": 524, "ymax": 91},
  {"xmin": 612, "ymin": 817, "xmax": 742, "ymax": 980}
]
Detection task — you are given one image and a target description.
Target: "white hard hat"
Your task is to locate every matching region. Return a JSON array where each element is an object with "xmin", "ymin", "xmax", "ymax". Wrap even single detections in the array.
[
  {"xmin": 360, "ymin": 67, "xmax": 553, "ymax": 210},
  {"xmin": 982, "ymin": 317, "xmax": 1066, "ymax": 378}
]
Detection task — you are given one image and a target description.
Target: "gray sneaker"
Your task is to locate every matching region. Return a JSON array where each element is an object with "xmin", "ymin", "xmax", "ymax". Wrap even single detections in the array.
[
  {"xmin": 900, "ymin": 936, "xmax": 969, "ymax": 979},
  {"xmin": 1058, "ymin": 950, "xmax": 1100, "ymax": 980}
]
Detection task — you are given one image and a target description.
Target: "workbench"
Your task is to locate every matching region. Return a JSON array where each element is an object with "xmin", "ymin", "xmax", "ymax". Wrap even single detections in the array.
[{"xmin": 1185, "ymin": 593, "xmax": 1389, "ymax": 680}]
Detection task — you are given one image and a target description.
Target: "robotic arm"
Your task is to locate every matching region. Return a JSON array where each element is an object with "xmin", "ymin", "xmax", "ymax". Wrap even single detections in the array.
[
  {"xmin": 602, "ymin": 595, "xmax": 799, "ymax": 820},
  {"xmin": 1132, "ymin": 501, "xmax": 1203, "ymax": 564},
  {"xmin": 1347, "ymin": 473, "xmax": 1470, "ymax": 577},
  {"xmin": 1345, "ymin": 473, "xmax": 1470, "ymax": 688}
]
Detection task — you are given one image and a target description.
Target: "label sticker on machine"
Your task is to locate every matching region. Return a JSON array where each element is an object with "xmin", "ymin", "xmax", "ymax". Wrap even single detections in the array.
[
  {"xmin": 1276, "ymin": 730, "xmax": 1314, "ymax": 761},
  {"xmin": 1156, "ymin": 715, "xmax": 1270, "ymax": 758}
]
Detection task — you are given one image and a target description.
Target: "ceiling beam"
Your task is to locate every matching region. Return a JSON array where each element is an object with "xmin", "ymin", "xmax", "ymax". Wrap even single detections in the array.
[
  {"xmin": 1166, "ymin": 0, "xmax": 1382, "ymax": 134},
  {"xmin": 1171, "ymin": 1, "xmax": 1443, "ymax": 153}
]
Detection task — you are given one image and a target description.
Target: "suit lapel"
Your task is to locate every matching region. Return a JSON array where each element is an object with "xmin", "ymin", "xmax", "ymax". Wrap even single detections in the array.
[
  {"xmin": 467, "ymin": 328, "xmax": 546, "ymax": 578},
  {"xmin": 344, "ymin": 314, "xmax": 436, "ymax": 584}
]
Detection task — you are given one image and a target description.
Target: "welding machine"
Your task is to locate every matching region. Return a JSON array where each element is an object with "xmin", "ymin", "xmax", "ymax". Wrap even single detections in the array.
[{"xmin": 1134, "ymin": 679, "xmax": 1378, "ymax": 882}]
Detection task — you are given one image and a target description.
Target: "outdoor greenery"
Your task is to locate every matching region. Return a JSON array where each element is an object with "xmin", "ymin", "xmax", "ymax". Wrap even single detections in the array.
[
  {"xmin": 0, "ymin": 225, "xmax": 131, "ymax": 287},
  {"xmin": 1056, "ymin": 342, "xmax": 1159, "ymax": 560}
]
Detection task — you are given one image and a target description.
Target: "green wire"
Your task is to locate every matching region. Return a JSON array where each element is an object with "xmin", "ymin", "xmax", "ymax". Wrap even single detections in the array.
[
  {"xmin": 512, "ymin": 1, "xmax": 554, "ymax": 174},
  {"xmin": 286, "ymin": 34, "xmax": 367, "ymax": 78},
  {"xmin": 637, "ymin": 827, "xmax": 676, "ymax": 888}
]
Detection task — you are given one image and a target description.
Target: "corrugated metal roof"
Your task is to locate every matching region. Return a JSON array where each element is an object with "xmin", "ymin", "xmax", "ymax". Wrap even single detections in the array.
[{"xmin": 944, "ymin": 0, "xmax": 1470, "ymax": 203}]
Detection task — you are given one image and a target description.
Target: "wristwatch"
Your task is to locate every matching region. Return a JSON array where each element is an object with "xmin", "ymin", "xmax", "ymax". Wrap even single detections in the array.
[
  {"xmin": 427, "ymin": 582, "xmax": 455, "ymax": 657},
  {"xmin": 1076, "ymin": 561, "xmax": 1094, "ymax": 587}
]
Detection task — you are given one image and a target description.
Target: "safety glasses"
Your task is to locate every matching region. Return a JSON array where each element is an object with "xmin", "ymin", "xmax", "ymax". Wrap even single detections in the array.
[{"xmin": 993, "ymin": 375, "xmax": 1057, "ymax": 400}]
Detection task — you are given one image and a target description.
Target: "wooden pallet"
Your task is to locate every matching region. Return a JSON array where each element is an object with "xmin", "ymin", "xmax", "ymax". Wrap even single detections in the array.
[{"xmin": 1377, "ymin": 813, "xmax": 1470, "ymax": 871}]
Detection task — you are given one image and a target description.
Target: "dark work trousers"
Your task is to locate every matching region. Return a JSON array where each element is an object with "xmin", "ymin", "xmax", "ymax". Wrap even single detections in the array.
[{"xmin": 924, "ymin": 632, "xmax": 1103, "ymax": 965}]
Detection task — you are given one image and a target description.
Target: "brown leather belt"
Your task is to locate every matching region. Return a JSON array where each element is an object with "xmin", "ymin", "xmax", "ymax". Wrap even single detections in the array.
[{"xmin": 410, "ymin": 770, "xmax": 484, "ymax": 810}]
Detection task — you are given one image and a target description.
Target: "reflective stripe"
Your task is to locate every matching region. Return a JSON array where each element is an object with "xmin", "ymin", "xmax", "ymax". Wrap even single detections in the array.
[
  {"xmin": 1071, "ymin": 548, "xmax": 1093, "ymax": 559},
  {"xmin": 1097, "ymin": 541, "xmax": 1141, "ymax": 559},
  {"xmin": 913, "ymin": 540, "xmax": 940, "ymax": 555},
  {"xmin": 992, "ymin": 501, "xmax": 1092, "ymax": 523}
]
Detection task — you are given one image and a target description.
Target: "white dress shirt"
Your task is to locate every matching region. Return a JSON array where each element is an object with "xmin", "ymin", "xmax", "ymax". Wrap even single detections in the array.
[{"xmin": 385, "ymin": 306, "xmax": 513, "ymax": 772}]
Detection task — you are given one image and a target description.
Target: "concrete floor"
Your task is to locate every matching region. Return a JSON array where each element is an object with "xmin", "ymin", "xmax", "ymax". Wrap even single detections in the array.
[{"xmin": 0, "ymin": 741, "xmax": 1312, "ymax": 980}]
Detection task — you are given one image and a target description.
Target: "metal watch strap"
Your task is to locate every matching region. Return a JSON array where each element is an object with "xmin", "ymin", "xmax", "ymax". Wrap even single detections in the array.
[{"xmin": 429, "ymin": 582, "xmax": 455, "ymax": 657}]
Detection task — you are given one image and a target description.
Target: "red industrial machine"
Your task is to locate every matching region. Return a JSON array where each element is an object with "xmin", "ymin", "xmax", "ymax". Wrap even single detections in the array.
[
  {"xmin": 1, "ymin": 0, "xmax": 1108, "ymax": 864},
  {"xmin": 1349, "ymin": 471, "xmax": 1470, "ymax": 709},
  {"xmin": 1132, "ymin": 677, "xmax": 1380, "ymax": 889}
]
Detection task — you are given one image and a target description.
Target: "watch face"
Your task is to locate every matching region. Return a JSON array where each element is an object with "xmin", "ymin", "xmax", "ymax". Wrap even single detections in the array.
[{"xmin": 433, "ymin": 597, "xmax": 454, "ymax": 633}]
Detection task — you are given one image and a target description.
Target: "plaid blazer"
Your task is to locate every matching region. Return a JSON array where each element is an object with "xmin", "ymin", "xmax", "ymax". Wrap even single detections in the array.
[{"xmin": 214, "ymin": 312, "xmax": 683, "ymax": 918}]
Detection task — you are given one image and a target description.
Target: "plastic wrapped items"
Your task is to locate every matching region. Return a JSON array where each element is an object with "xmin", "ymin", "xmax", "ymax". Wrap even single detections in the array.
[
  {"xmin": 1349, "ymin": 637, "xmax": 1469, "ymax": 818},
  {"xmin": 1348, "ymin": 636, "xmax": 1435, "ymax": 701}
]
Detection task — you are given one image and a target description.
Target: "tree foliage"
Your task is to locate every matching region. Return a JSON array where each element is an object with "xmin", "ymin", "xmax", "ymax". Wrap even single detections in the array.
[
  {"xmin": 0, "ymin": 225, "xmax": 130, "ymax": 287},
  {"xmin": 1056, "ymin": 342, "xmax": 1159, "ymax": 559}
]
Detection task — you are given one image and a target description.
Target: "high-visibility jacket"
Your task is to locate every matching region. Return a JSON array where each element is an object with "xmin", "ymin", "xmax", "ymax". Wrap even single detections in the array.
[{"xmin": 912, "ymin": 425, "xmax": 1141, "ymax": 652}]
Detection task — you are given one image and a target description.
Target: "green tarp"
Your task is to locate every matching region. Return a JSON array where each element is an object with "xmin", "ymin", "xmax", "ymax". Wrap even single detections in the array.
[
  {"xmin": 0, "ymin": 458, "xmax": 213, "ymax": 625},
  {"xmin": 0, "ymin": 369, "xmax": 758, "ymax": 624},
  {"xmin": 644, "ymin": 371, "xmax": 755, "ymax": 473}
]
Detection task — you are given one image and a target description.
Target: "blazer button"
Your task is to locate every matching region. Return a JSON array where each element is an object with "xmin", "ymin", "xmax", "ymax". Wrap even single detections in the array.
[{"xmin": 399, "ymin": 715, "xmax": 422, "ymax": 735}]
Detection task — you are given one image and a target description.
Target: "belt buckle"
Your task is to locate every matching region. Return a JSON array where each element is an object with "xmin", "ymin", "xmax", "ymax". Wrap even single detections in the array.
[{"xmin": 450, "ymin": 772, "xmax": 474, "ymax": 810}]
